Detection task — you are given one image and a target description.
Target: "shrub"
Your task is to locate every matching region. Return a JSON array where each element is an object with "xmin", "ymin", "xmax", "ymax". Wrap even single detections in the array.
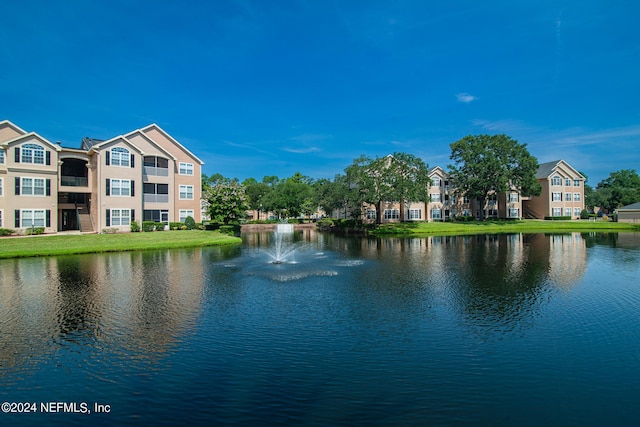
[
  {"xmin": 184, "ymin": 216, "xmax": 196, "ymax": 230},
  {"xmin": 155, "ymin": 222, "xmax": 166, "ymax": 231},
  {"xmin": 25, "ymin": 227, "xmax": 45, "ymax": 235},
  {"xmin": 580, "ymin": 209, "xmax": 590, "ymax": 220},
  {"xmin": 195, "ymin": 222, "xmax": 204, "ymax": 230},
  {"xmin": 169, "ymin": 222, "xmax": 183, "ymax": 230},
  {"xmin": 142, "ymin": 221, "xmax": 156, "ymax": 232},
  {"xmin": 102, "ymin": 227, "xmax": 118, "ymax": 234},
  {"xmin": 130, "ymin": 220, "xmax": 140, "ymax": 232},
  {"xmin": 544, "ymin": 216, "xmax": 572, "ymax": 221},
  {"xmin": 219, "ymin": 225, "xmax": 236, "ymax": 235},
  {"xmin": 0, "ymin": 228, "xmax": 16, "ymax": 236}
]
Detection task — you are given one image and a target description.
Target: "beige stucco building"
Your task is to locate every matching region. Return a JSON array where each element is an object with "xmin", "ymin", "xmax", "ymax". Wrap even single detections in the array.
[
  {"xmin": 1, "ymin": 120, "xmax": 203, "ymax": 234},
  {"xmin": 333, "ymin": 159, "xmax": 584, "ymax": 223}
]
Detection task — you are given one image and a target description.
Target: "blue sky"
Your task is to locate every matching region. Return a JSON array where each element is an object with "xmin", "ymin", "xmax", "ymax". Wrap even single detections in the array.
[{"xmin": 1, "ymin": 1, "xmax": 639, "ymax": 185}]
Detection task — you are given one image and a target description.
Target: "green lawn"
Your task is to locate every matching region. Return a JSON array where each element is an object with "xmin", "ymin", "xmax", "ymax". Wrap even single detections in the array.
[
  {"xmin": 0, "ymin": 231, "xmax": 241, "ymax": 259},
  {"xmin": 371, "ymin": 219, "xmax": 640, "ymax": 236}
]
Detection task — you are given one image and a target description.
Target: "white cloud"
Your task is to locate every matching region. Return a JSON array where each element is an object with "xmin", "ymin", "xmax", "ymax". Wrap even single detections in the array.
[
  {"xmin": 282, "ymin": 146, "xmax": 321, "ymax": 154},
  {"xmin": 456, "ymin": 92, "xmax": 477, "ymax": 103}
]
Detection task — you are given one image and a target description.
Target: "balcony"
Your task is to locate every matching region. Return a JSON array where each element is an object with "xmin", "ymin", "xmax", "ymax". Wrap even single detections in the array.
[
  {"xmin": 143, "ymin": 166, "xmax": 169, "ymax": 177},
  {"xmin": 144, "ymin": 194, "xmax": 169, "ymax": 203},
  {"xmin": 61, "ymin": 176, "xmax": 89, "ymax": 187}
]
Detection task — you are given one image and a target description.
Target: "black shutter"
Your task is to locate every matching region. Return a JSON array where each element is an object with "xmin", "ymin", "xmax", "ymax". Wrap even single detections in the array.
[
  {"xmin": 15, "ymin": 177, "xmax": 20, "ymax": 195},
  {"xmin": 15, "ymin": 210, "xmax": 20, "ymax": 227},
  {"xmin": 130, "ymin": 154, "xmax": 135, "ymax": 168},
  {"xmin": 131, "ymin": 180, "xmax": 135, "ymax": 197},
  {"xmin": 46, "ymin": 179, "xmax": 51, "ymax": 196},
  {"xmin": 15, "ymin": 147, "xmax": 20, "ymax": 163},
  {"xmin": 106, "ymin": 210, "xmax": 110, "ymax": 227},
  {"xmin": 46, "ymin": 210, "xmax": 51, "ymax": 227},
  {"xmin": 131, "ymin": 209, "xmax": 135, "ymax": 221},
  {"xmin": 106, "ymin": 179, "xmax": 110, "ymax": 196},
  {"xmin": 105, "ymin": 151, "xmax": 110, "ymax": 165},
  {"xmin": 46, "ymin": 151, "xmax": 51, "ymax": 165}
]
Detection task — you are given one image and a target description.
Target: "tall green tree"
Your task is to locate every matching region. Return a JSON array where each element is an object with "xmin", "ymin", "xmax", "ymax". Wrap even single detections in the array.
[
  {"xmin": 203, "ymin": 177, "xmax": 249, "ymax": 224},
  {"xmin": 346, "ymin": 153, "xmax": 431, "ymax": 223},
  {"xmin": 270, "ymin": 172, "xmax": 315, "ymax": 218},
  {"xmin": 448, "ymin": 134, "xmax": 541, "ymax": 220},
  {"xmin": 242, "ymin": 177, "xmax": 273, "ymax": 219},
  {"xmin": 593, "ymin": 169, "xmax": 640, "ymax": 212}
]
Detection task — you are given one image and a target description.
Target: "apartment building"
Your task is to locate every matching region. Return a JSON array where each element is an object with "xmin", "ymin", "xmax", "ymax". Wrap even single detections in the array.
[
  {"xmin": 0, "ymin": 120, "xmax": 203, "ymax": 234},
  {"xmin": 340, "ymin": 159, "xmax": 584, "ymax": 223},
  {"xmin": 523, "ymin": 160, "xmax": 585, "ymax": 219}
]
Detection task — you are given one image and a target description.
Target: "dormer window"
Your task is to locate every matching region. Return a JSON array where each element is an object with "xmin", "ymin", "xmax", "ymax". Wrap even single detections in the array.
[
  {"xmin": 110, "ymin": 147, "xmax": 130, "ymax": 167},
  {"xmin": 432, "ymin": 177, "xmax": 441, "ymax": 187},
  {"xmin": 552, "ymin": 175, "xmax": 562, "ymax": 186},
  {"xmin": 21, "ymin": 143, "xmax": 45, "ymax": 164}
]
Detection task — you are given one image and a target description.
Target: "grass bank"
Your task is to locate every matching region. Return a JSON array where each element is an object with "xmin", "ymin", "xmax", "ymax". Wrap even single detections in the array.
[
  {"xmin": 371, "ymin": 220, "xmax": 640, "ymax": 236},
  {"xmin": 0, "ymin": 231, "xmax": 241, "ymax": 259}
]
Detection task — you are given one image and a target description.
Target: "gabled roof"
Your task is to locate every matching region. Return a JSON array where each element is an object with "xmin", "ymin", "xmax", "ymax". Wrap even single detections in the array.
[
  {"xmin": 0, "ymin": 120, "xmax": 28, "ymax": 136},
  {"xmin": 138, "ymin": 123, "xmax": 204, "ymax": 165},
  {"xmin": 1, "ymin": 132, "xmax": 62, "ymax": 151},
  {"xmin": 429, "ymin": 166, "xmax": 448, "ymax": 177},
  {"xmin": 536, "ymin": 160, "xmax": 584, "ymax": 180},
  {"xmin": 87, "ymin": 135, "xmax": 144, "ymax": 154},
  {"xmin": 618, "ymin": 202, "xmax": 640, "ymax": 211},
  {"xmin": 124, "ymin": 129, "xmax": 177, "ymax": 161},
  {"xmin": 81, "ymin": 137, "xmax": 105, "ymax": 150}
]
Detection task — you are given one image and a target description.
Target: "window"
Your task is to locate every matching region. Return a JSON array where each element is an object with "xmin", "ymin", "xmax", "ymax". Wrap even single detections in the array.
[
  {"xmin": 431, "ymin": 193, "xmax": 441, "ymax": 202},
  {"xmin": 366, "ymin": 209, "xmax": 376, "ymax": 220},
  {"xmin": 21, "ymin": 144, "xmax": 45, "ymax": 164},
  {"xmin": 384, "ymin": 209, "xmax": 399, "ymax": 220},
  {"xmin": 564, "ymin": 208, "xmax": 572, "ymax": 216},
  {"xmin": 565, "ymin": 193, "xmax": 572, "ymax": 202},
  {"xmin": 509, "ymin": 208, "xmax": 519, "ymax": 218},
  {"xmin": 463, "ymin": 197, "xmax": 470, "ymax": 204},
  {"xmin": 552, "ymin": 175, "xmax": 562, "ymax": 186},
  {"xmin": 573, "ymin": 180, "xmax": 581, "ymax": 187},
  {"xmin": 179, "ymin": 162, "xmax": 194, "ymax": 175},
  {"xmin": 179, "ymin": 185, "xmax": 194, "ymax": 200},
  {"xmin": 431, "ymin": 209, "xmax": 442, "ymax": 220},
  {"xmin": 19, "ymin": 177, "xmax": 47, "ymax": 196},
  {"xmin": 179, "ymin": 209, "xmax": 194, "ymax": 222},
  {"xmin": 565, "ymin": 178, "xmax": 571, "ymax": 186},
  {"xmin": 110, "ymin": 179, "xmax": 131, "ymax": 196},
  {"xmin": 144, "ymin": 209, "xmax": 169, "ymax": 223},
  {"xmin": 552, "ymin": 207, "xmax": 562, "ymax": 216},
  {"xmin": 574, "ymin": 207, "xmax": 581, "ymax": 217},
  {"xmin": 21, "ymin": 209, "xmax": 45, "ymax": 227},
  {"xmin": 109, "ymin": 209, "xmax": 131, "ymax": 226},
  {"xmin": 408, "ymin": 209, "xmax": 421, "ymax": 220},
  {"xmin": 573, "ymin": 193, "xmax": 581, "ymax": 202},
  {"xmin": 432, "ymin": 177, "xmax": 441, "ymax": 187},
  {"xmin": 509, "ymin": 193, "xmax": 519, "ymax": 202},
  {"xmin": 111, "ymin": 147, "xmax": 130, "ymax": 167},
  {"xmin": 0, "ymin": 149, "xmax": 4, "ymax": 164},
  {"xmin": 552, "ymin": 192, "xmax": 562, "ymax": 201},
  {"xmin": 462, "ymin": 209, "xmax": 471, "ymax": 216}
]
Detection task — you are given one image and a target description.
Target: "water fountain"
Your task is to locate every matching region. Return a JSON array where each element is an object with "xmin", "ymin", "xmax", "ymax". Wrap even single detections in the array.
[{"xmin": 269, "ymin": 223, "xmax": 296, "ymax": 264}]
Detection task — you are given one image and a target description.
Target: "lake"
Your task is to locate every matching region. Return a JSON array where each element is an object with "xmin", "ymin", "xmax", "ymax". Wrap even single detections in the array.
[{"xmin": 1, "ymin": 230, "xmax": 640, "ymax": 426}]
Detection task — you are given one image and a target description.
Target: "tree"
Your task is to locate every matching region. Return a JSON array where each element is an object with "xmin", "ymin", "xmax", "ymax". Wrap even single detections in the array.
[
  {"xmin": 270, "ymin": 172, "xmax": 315, "ymax": 218},
  {"xmin": 448, "ymin": 134, "xmax": 541, "ymax": 220},
  {"xmin": 203, "ymin": 177, "xmax": 249, "ymax": 224},
  {"xmin": 346, "ymin": 153, "xmax": 431, "ymax": 223},
  {"xmin": 242, "ymin": 177, "xmax": 273, "ymax": 220},
  {"xmin": 593, "ymin": 169, "xmax": 640, "ymax": 212}
]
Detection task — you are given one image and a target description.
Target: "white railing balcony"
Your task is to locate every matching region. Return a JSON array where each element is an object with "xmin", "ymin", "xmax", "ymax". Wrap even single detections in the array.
[
  {"xmin": 144, "ymin": 194, "xmax": 169, "ymax": 203},
  {"xmin": 143, "ymin": 166, "xmax": 169, "ymax": 177}
]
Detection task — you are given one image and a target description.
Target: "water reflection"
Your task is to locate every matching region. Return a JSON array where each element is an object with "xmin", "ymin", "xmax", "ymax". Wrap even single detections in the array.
[{"xmin": 2, "ymin": 232, "xmax": 639, "ymax": 426}]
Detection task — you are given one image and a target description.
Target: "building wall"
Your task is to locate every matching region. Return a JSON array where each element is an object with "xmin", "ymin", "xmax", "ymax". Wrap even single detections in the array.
[{"xmin": 1, "ymin": 120, "xmax": 204, "ymax": 234}]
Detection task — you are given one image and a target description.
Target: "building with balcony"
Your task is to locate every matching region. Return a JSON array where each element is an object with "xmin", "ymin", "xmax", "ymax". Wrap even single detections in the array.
[{"xmin": 1, "ymin": 120, "xmax": 203, "ymax": 234}]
